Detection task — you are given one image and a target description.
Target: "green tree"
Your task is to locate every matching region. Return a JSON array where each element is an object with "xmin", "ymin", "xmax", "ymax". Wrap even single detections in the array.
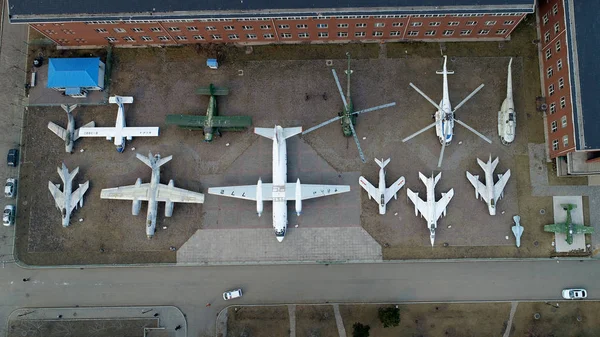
[
  {"xmin": 352, "ymin": 322, "xmax": 370, "ymax": 337},
  {"xmin": 378, "ymin": 307, "xmax": 400, "ymax": 328}
]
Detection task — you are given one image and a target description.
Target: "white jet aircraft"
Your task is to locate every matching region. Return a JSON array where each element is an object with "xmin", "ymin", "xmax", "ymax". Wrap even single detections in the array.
[
  {"xmin": 407, "ymin": 172, "xmax": 454, "ymax": 246},
  {"xmin": 48, "ymin": 163, "xmax": 89, "ymax": 227},
  {"xmin": 47, "ymin": 104, "xmax": 95, "ymax": 153},
  {"xmin": 498, "ymin": 58, "xmax": 516, "ymax": 145},
  {"xmin": 208, "ymin": 125, "xmax": 351, "ymax": 242},
  {"xmin": 359, "ymin": 158, "xmax": 405, "ymax": 215},
  {"xmin": 403, "ymin": 55, "xmax": 492, "ymax": 167},
  {"xmin": 78, "ymin": 96, "xmax": 159, "ymax": 152},
  {"xmin": 100, "ymin": 152, "xmax": 205, "ymax": 238},
  {"xmin": 465, "ymin": 155, "xmax": 511, "ymax": 216}
]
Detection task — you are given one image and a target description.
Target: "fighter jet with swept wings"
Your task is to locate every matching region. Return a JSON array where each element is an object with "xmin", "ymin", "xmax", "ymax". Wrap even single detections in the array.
[
  {"xmin": 47, "ymin": 104, "xmax": 95, "ymax": 153},
  {"xmin": 544, "ymin": 204, "xmax": 594, "ymax": 245},
  {"xmin": 78, "ymin": 96, "xmax": 159, "ymax": 152},
  {"xmin": 165, "ymin": 84, "xmax": 252, "ymax": 142},
  {"xmin": 466, "ymin": 155, "xmax": 511, "ymax": 215},
  {"xmin": 359, "ymin": 158, "xmax": 405, "ymax": 215},
  {"xmin": 402, "ymin": 55, "xmax": 492, "ymax": 167},
  {"xmin": 208, "ymin": 125, "xmax": 351, "ymax": 242},
  {"xmin": 48, "ymin": 163, "xmax": 89, "ymax": 227},
  {"xmin": 407, "ymin": 172, "xmax": 454, "ymax": 246},
  {"xmin": 100, "ymin": 152, "xmax": 205, "ymax": 238}
]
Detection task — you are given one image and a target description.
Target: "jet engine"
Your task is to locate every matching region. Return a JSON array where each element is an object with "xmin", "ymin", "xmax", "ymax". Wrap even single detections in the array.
[
  {"xmin": 256, "ymin": 178, "xmax": 263, "ymax": 217},
  {"xmin": 131, "ymin": 178, "xmax": 142, "ymax": 215},
  {"xmin": 165, "ymin": 180, "xmax": 175, "ymax": 217},
  {"xmin": 295, "ymin": 178, "xmax": 302, "ymax": 216}
]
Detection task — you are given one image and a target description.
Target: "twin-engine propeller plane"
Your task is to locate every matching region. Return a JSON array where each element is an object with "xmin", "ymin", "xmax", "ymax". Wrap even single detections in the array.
[
  {"xmin": 165, "ymin": 84, "xmax": 252, "ymax": 142},
  {"xmin": 208, "ymin": 125, "xmax": 351, "ymax": 242},
  {"xmin": 402, "ymin": 55, "xmax": 492, "ymax": 167}
]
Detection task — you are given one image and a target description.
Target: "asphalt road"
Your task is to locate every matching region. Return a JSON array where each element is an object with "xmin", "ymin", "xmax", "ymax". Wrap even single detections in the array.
[{"xmin": 0, "ymin": 259, "xmax": 597, "ymax": 336}]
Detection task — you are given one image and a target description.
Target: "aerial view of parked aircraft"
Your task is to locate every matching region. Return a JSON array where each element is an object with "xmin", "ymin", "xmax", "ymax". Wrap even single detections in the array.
[
  {"xmin": 466, "ymin": 155, "xmax": 511, "ymax": 215},
  {"xmin": 47, "ymin": 104, "xmax": 95, "ymax": 153},
  {"xmin": 359, "ymin": 158, "xmax": 405, "ymax": 215},
  {"xmin": 48, "ymin": 163, "xmax": 89, "ymax": 227}
]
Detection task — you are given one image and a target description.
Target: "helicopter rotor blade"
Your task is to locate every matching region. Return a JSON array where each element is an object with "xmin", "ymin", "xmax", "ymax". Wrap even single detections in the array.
[
  {"xmin": 438, "ymin": 127, "xmax": 447, "ymax": 168},
  {"xmin": 332, "ymin": 69, "xmax": 349, "ymax": 108},
  {"xmin": 402, "ymin": 121, "xmax": 437, "ymax": 143},
  {"xmin": 452, "ymin": 84, "xmax": 485, "ymax": 113},
  {"xmin": 455, "ymin": 119, "xmax": 492, "ymax": 144},
  {"xmin": 348, "ymin": 121, "xmax": 366, "ymax": 163},
  {"xmin": 302, "ymin": 115, "xmax": 343, "ymax": 135},
  {"xmin": 351, "ymin": 102, "xmax": 397, "ymax": 116},
  {"xmin": 410, "ymin": 83, "xmax": 441, "ymax": 110}
]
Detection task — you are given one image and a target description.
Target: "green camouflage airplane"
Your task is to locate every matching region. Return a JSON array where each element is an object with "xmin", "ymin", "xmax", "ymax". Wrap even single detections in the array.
[
  {"xmin": 302, "ymin": 52, "xmax": 396, "ymax": 163},
  {"xmin": 544, "ymin": 204, "xmax": 594, "ymax": 245},
  {"xmin": 165, "ymin": 84, "xmax": 252, "ymax": 142}
]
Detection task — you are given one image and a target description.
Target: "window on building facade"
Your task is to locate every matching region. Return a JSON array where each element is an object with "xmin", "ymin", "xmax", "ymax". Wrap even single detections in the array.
[
  {"xmin": 297, "ymin": 24, "xmax": 308, "ymax": 29},
  {"xmin": 545, "ymin": 49, "xmax": 552, "ymax": 60},
  {"xmin": 242, "ymin": 25, "xmax": 253, "ymax": 30},
  {"xmin": 504, "ymin": 20, "xmax": 515, "ymax": 25},
  {"xmin": 555, "ymin": 40, "xmax": 561, "ymax": 52},
  {"xmin": 552, "ymin": 139, "xmax": 559, "ymax": 150},
  {"xmin": 279, "ymin": 25, "xmax": 290, "ymax": 29},
  {"xmin": 224, "ymin": 26, "xmax": 234, "ymax": 30},
  {"xmin": 260, "ymin": 25, "xmax": 271, "ymax": 30},
  {"xmin": 557, "ymin": 58, "xmax": 563, "ymax": 70},
  {"xmin": 411, "ymin": 22, "xmax": 422, "ymax": 27},
  {"xmin": 390, "ymin": 31, "xmax": 401, "ymax": 36},
  {"xmin": 193, "ymin": 35, "xmax": 205, "ymax": 40},
  {"xmin": 375, "ymin": 23, "xmax": 385, "ymax": 27},
  {"xmin": 318, "ymin": 32, "xmax": 329, "ymax": 38},
  {"xmin": 246, "ymin": 34, "xmax": 257, "ymax": 39},
  {"xmin": 553, "ymin": 4, "xmax": 559, "ymax": 15},
  {"xmin": 561, "ymin": 115, "xmax": 567, "ymax": 128},
  {"xmin": 443, "ymin": 30, "xmax": 454, "ymax": 36},
  {"xmin": 543, "ymin": 14, "xmax": 549, "ymax": 25},
  {"xmin": 356, "ymin": 23, "xmax": 367, "ymax": 28},
  {"xmin": 228, "ymin": 34, "xmax": 239, "ymax": 40},
  {"xmin": 425, "ymin": 30, "xmax": 436, "ymax": 36},
  {"xmin": 460, "ymin": 29, "xmax": 472, "ymax": 35},
  {"xmin": 554, "ymin": 22, "xmax": 560, "ymax": 33},
  {"xmin": 123, "ymin": 36, "xmax": 135, "ymax": 42},
  {"xmin": 106, "ymin": 37, "xmax": 117, "ymax": 42},
  {"xmin": 187, "ymin": 26, "xmax": 198, "ymax": 31},
  {"xmin": 281, "ymin": 33, "xmax": 292, "ymax": 38},
  {"xmin": 131, "ymin": 28, "xmax": 143, "ymax": 32},
  {"xmin": 176, "ymin": 36, "xmax": 187, "ymax": 41},
  {"xmin": 548, "ymin": 84, "xmax": 555, "ymax": 96},
  {"xmin": 549, "ymin": 103, "xmax": 556, "ymax": 114},
  {"xmin": 392, "ymin": 22, "xmax": 404, "ymax": 27},
  {"xmin": 355, "ymin": 31, "xmax": 366, "ymax": 37},
  {"xmin": 141, "ymin": 36, "xmax": 152, "ymax": 41},
  {"xmin": 338, "ymin": 32, "xmax": 348, "ymax": 37},
  {"xmin": 429, "ymin": 22, "xmax": 440, "ymax": 26},
  {"xmin": 206, "ymin": 26, "xmax": 216, "ymax": 31},
  {"xmin": 560, "ymin": 96, "xmax": 566, "ymax": 109},
  {"xmin": 168, "ymin": 27, "xmax": 181, "ymax": 32},
  {"xmin": 544, "ymin": 31, "xmax": 550, "ymax": 43},
  {"xmin": 478, "ymin": 29, "xmax": 490, "ymax": 35},
  {"xmin": 263, "ymin": 33, "xmax": 274, "ymax": 39},
  {"xmin": 551, "ymin": 121, "xmax": 557, "ymax": 133},
  {"xmin": 484, "ymin": 21, "xmax": 497, "ymax": 26},
  {"xmin": 150, "ymin": 27, "xmax": 161, "ymax": 32},
  {"xmin": 113, "ymin": 28, "xmax": 126, "ymax": 33},
  {"xmin": 338, "ymin": 23, "xmax": 349, "ymax": 28},
  {"xmin": 158, "ymin": 36, "xmax": 169, "ymax": 41},
  {"xmin": 95, "ymin": 28, "xmax": 108, "ymax": 33},
  {"xmin": 563, "ymin": 135, "xmax": 568, "ymax": 147},
  {"xmin": 466, "ymin": 21, "xmax": 477, "ymax": 26},
  {"xmin": 558, "ymin": 77, "xmax": 564, "ymax": 89},
  {"xmin": 408, "ymin": 31, "xmax": 418, "ymax": 36},
  {"xmin": 547, "ymin": 66, "xmax": 553, "ymax": 78},
  {"xmin": 448, "ymin": 21, "xmax": 459, "ymax": 26},
  {"xmin": 496, "ymin": 29, "xmax": 507, "ymax": 34},
  {"xmin": 298, "ymin": 32, "xmax": 309, "ymax": 38},
  {"xmin": 211, "ymin": 34, "xmax": 222, "ymax": 40},
  {"xmin": 316, "ymin": 23, "xmax": 328, "ymax": 29}
]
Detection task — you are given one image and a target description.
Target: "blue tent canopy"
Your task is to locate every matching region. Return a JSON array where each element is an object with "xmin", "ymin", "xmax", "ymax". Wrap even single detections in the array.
[{"xmin": 47, "ymin": 58, "xmax": 101, "ymax": 88}]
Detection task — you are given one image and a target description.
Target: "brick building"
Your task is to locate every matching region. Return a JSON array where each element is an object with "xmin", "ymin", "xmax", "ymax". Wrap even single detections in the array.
[
  {"xmin": 539, "ymin": 0, "xmax": 600, "ymax": 176},
  {"xmin": 8, "ymin": 1, "xmax": 533, "ymax": 47}
]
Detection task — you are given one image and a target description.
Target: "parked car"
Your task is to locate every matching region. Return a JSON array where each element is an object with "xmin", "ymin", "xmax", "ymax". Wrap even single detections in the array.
[
  {"xmin": 223, "ymin": 288, "xmax": 243, "ymax": 300},
  {"xmin": 7, "ymin": 149, "xmax": 18, "ymax": 167},
  {"xmin": 562, "ymin": 288, "xmax": 587, "ymax": 300},
  {"xmin": 3, "ymin": 205, "xmax": 15, "ymax": 226},
  {"xmin": 4, "ymin": 178, "xmax": 16, "ymax": 198}
]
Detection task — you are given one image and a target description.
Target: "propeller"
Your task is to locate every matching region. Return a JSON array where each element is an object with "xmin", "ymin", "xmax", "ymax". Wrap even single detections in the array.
[
  {"xmin": 402, "ymin": 121, "xmax": 436, "ymax": 143},
  {"xmin": 455, "ymin": 119, "xmax": 492, "ymax": 143},
  {"xmin": 348, "ymin": 120, "xmax": 366, "ymax": 163},
  {"xmin": 452, "ymin": 84, "xmax": 485, "ymax": 113}
]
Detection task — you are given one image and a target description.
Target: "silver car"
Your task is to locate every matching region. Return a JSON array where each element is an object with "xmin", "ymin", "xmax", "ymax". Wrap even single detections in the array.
[
  {"xmin": 562, "ymin": 288, "xmax": 587, "ymax": 300},
  {"xmin": 3, "ymin": 205, "xmax": 15, "ymax": 226},
  {"xmin": 223, "ymin": 288, "xmax": 243, "ymax": 300}
]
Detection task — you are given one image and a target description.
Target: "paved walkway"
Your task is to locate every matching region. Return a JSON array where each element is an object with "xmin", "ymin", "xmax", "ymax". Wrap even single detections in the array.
[
  {"xmin": 288, "ymin": 305, "xmax": 296, "ymax": 337},
  {"xmin": 332, "ymin": 304, "xmax": 347, "ymax": 337},
  {"xmin": 503, "ymin": 302, "xmax": 519, "ymax": 337},
  {"xmin": 177, "ymin": 227, "xmax": 382, "ymax": 264}
]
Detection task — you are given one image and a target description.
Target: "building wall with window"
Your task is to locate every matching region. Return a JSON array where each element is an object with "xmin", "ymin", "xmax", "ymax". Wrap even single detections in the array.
[
  {"xmin": 29, "ymin": 13, "xmax": 527, "ymax": 48},
  {"xmin": 539, "ymin": 0, "xmax": 575, "ymax": 158}
]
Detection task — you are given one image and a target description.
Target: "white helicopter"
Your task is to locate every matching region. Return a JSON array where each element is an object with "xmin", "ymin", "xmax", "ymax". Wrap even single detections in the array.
[{"xmin": 403, "ymin": 56, "xmax": 492, "ymax": 167}]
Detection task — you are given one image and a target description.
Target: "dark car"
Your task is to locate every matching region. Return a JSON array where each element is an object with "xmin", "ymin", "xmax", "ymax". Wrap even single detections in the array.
[{"xmin": 7, "ymin": 149, "xmax": 18, "ymax": 167}]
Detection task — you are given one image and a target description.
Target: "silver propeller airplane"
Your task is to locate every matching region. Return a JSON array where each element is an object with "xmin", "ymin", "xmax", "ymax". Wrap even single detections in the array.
[
  {"xmin": 208, "ymin": 125, "xmax": 351, "ymax": 242},
  {"xmin": 359, "ymin": 158, "xmax": 405, "ymax": 215},
  {"xmin": 466, "ymin": 155, "xmax": 511, "ymax": 216},
  {"xmin": 403, "ymin": 55, "xmax": 491, "ymax": 167},
  {"xmin": 100, "ymin": 152, "xmax": 205, "ymax": 238},
  {"xmin": 48, "ymin": 163, "xmax": 89, "ymax": 227},
  {"xmin": 407, "ymin": 172, "xmax": 454, "ymax": 246},
  {"xmin": 47, "ymin": 104, "xmax": 95, "ymax": 153},
  {"xmin": 78, "ymin": 96, "xmax": 159, "ymax": 152}
]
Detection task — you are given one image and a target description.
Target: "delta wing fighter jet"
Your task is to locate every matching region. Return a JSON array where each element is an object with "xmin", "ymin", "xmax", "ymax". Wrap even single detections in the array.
[
  {"xmin": 100, "ymin": 152, "xmax": 204, "ymax": 238},
  {"xmin": 47, "ymin": 104, "xmax": 95, "ymax": 153},
  {"xmin": 498, "ymin": 58, "xmax": 516, "ymax": 145},
  {"xmin": 407, "ymin": 172, "xmax": 454, "ymax": 246},
  {"xmin": 48, "ymin": 163, "xmax": 89, "ymax": 227},
  {"xmin": 402, "ymin": 56, "xmax": 492, "ymax": 167},
  {"xmin": 208, "ymin": 125, "xmax": 351, "ymax": 242},
  {"xmin": 466, "ymin": 155, "xmax": 511, "ymax": 215},
  {"xmin": 359, "ymin": 158, "xmax": 405, "ymax": 215},
  {"xmin": 78, "ymin": 96, "xmax": 159, "ymax": 152}
]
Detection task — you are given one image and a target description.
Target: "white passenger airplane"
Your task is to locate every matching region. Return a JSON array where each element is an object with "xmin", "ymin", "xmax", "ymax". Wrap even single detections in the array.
[
  {"xmin": 359, "ymin": 158, "xmax": 405, "ymax": 215},
  {"xmin": 47, "ymin": 104, "xmax": 95, "ymax": 153},
  {"xmin": 78, "ymin": 96, "xmax": 159, "ymax": 152},
  {"xmin": 407, "ymin": 172, "xmax": 454, "ymax": 247},
  {"xmin": 498, "ymin": 58, "xmax": 516, "ymax": 145},
  {"xmin": 48, "ymin": 163, "xmax": 89, "ymax": 227},
  {"xmin": 465, "ymin": 155, "xmax": 511, "ymax": 216},
  {"xmin": 208, "ymin": 125, "xmax": 351, "ymax": 242},
  {"xmin": 402, "ymin": 55, "xmax": 492, "ymax": 167},
  {"xmin": 101, "ymin": 152, "xmax": 205, "ymax": 238}
]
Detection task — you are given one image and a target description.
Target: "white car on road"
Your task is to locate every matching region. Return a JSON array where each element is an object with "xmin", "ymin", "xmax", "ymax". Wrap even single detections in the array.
[
  {"xmin": 562, "ymin": 288, "xmax": 587, "ymax": 300},
  {"xmin": 3, "ymin": 205, "xmax": 15, "ymax": 226},
  {"xmin": 223, "ymin": 288, "xmax": 243, "ymax": 300},
  {"xmin": 4, "ymin": 178, "xmax": 16, "ymax": 198}
]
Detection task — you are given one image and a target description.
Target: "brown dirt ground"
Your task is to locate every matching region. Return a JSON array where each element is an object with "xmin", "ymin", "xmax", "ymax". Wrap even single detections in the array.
[
  {"xmin": 7, "ymin": 318, "xmax": 157, "ymax": 337},
  {"xmin": 227, "ymin": 306, "xmax": 290, "ymax": 337},
  {"xmin": 295, "ymin": 305, "xmax": 338, "ymax": 337},
  {"xmin": 512, "ymin": 302, "xmax": 600, "ymax": 337}
]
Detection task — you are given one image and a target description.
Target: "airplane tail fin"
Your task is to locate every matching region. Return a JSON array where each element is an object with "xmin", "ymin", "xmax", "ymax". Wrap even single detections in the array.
[
  {"xmin": 283, "ymin": 126, "xmax": 303, "ymax": 139},
  {"xmin": 197, "ymin": 83, "xmax": 229, "ymax": 96},
  {"xmin": 506, "ymin": 58, "xmax": 513, "ymax": 100},
  {"xmin": 109, "ymin": 96, "xmax": 134, "ymax": 105},
  {"xmin": 477, "ymin": 154, "xmax": 499, "ymax": 173},
  {"xmin": 61, "ymin": 104, "xmax": 77, "ymax": 114},
  {"xmin": 418, "ymin": 172, "xmax": 429, "ymax": 185},
  {"xmin": 136, "ymin": 152, "xmax": 172, "ymax": 168},
  {"xmin": 374, "ymin": 158, "xmax": 391, "ymax": 169},
  {"xmin": 561, "ymin": 204, "xmax": 576, "ymax": 211},
  {"xmin": 254, "ymin": 127, "xmax": 275, "ymax": 140},
  {"xmin": 433, "ymin": 172, "xmax": 442, "ymax": 186},
  {"xmin": 435, "ymin": 55, "xmax": 455, "ymax": 75}
]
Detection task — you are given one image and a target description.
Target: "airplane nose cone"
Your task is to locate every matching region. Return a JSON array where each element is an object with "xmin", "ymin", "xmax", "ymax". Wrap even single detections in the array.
[{"xmin": 276, "ymin": 236, "xmax": 284, "ymax": 243}]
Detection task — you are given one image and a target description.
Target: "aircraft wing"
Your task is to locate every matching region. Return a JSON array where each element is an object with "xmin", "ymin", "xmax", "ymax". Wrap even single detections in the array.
[
  {"xmin": 434, "ymin": 189, "xmax": 454, "ymax": 221},
  {"xmin": 466, "ymin": 172, "xmax": 489, "ymax": 203},
  {"xmin": 73, "ymin": 121, "xmax": 95, "ymax": 141},
  {"xmin": 572, "ymin": 224, "xmax": 595, "ymax": 235},
  {"xmin": 165, "ymin": 114, "xmax": 207, "ymax": 127},
  {"xmin": 78, "ymin": 127, "xmax": 159, "ymax": 138},
  {"xmin": 384, "ymin": 176, "xmax": 405, "ymax": 204},
  {"xmin": 359, "ymin": 176, "xmax": 379, "ymax": 205},
  {"xmin": 48, "ymin": 122, "xmax": 67, "ymax": 140},
  {"xmin": 120, "ymin": 127, "xmax": 160, "ymax": 137},
  {"xmin": 48, "ymin": 181, "xmax": 65, "ymax": 210},
  {"xmin": 544, "ymin": 223, "xmax": 566, "ymax": 233},
  {"xmin": 493, "ymin": 170, "xmax": 511, "ymax": 202},
  {"xmin": 69, "ymin": 182, "xmax": 89, "ymax": 212},
  {"xmin": 100, "ymin": 183, "xmax": 151, "ymax": 201},
  {"xmin": 156, "ymin": 184, "xmax": 204, "ymax": 203},
  {"xmin": 78, "ymin": 127, "xmax": 118, "ymax": 138},
  {"xmin": 210, "ymin": 116, "xmax": 252, "ymax": 128},
  {"xmin": 208, "ymin": 184, "xmax": 273, "ymax": 201},
  {"xmin": 285, "ymin": 183, "xmax": 350, "ymax": 200},
  {"xmin": 407, "ymin": 189, "xmax": 429, "ymax": 219}
]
